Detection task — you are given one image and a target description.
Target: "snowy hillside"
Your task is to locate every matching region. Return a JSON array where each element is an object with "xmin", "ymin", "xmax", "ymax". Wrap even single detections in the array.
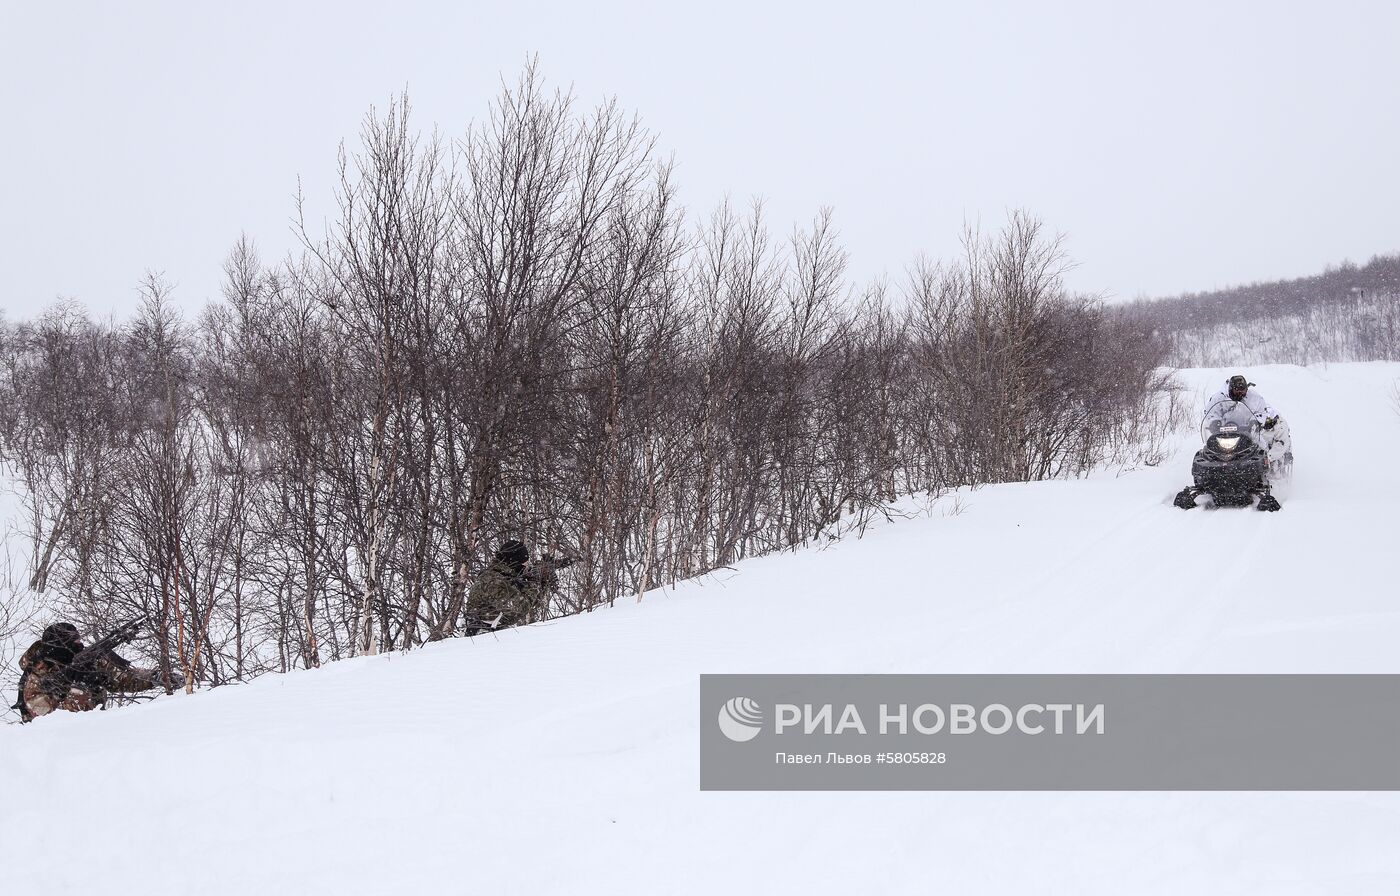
[{"xmin": 5, "ymin": 363, "xmax": 1400, "ymax": 895}]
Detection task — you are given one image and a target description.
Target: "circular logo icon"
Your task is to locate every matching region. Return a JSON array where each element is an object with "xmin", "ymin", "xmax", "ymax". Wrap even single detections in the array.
[{"xmin": 718, "ymin": 696, "xmax": 764, "ymax": 742}]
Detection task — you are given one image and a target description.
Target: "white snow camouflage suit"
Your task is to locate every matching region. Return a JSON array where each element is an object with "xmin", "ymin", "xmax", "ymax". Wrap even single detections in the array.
[{"xmin": 1202, "ymin": 380, "xmax": 1292, "ymax": 468}]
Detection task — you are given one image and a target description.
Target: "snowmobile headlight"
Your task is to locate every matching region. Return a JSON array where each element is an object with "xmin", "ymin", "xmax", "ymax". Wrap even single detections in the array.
[{"xmin": 1215, "ymin": 435, "xmax": 1240, "ymax": 453}]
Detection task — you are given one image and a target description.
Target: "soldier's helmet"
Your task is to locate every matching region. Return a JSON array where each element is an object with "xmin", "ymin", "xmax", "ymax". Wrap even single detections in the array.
[
  {"xmin": 495, "ymin": 539, "xmax": 529, "ymax": 568},
  {"xmin": 43, "ymin": 622, "xmax": 81, "ymax": 645},
  {"xmin": 1228, "ymin": 374, "xmax": 1251, "ymax": 400}
]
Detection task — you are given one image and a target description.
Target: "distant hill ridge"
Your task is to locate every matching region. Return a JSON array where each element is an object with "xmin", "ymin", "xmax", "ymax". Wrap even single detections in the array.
[{"xmin": 1127, "ymin": 253, "xmax": 1400, "ymax": 330}]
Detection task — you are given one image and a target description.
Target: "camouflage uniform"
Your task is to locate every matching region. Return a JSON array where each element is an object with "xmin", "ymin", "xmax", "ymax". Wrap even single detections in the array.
[
  {"xmin": 464, "ymin": 559, "xmax": 547, "ymax": 635},
  {"xmin": 15, "ymin": 623, "xmax": 162, "ymax": 722},
  {"xmin": 463, "ymin": 540, "xmax": 572, "ymax": 636}
]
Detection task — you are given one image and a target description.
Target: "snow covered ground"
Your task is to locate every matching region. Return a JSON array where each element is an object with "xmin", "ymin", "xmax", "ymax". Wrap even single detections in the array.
[{"xmin": 4, "ymin": 363, "xmax": 1399, "ymax": 895}]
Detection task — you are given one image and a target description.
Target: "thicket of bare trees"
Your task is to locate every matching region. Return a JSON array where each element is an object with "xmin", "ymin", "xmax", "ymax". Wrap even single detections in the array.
[
  {"xmin": 1155, "ymin": 292, "xmax": 1400, "ymax": 367},
  {"xmin": 0, "ymin": 70, "xmax": 1172, "ymax": 692},
  {"xmin": 1123, "ymin": 253, "xmax": 1400, "ymax": 367},
  {"xmin": 1127, "ymin": 254, "xmax": 1400, "ymax": 332}
]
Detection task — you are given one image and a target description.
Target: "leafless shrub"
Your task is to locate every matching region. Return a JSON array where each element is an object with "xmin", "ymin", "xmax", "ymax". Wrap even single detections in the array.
[
  {"xmin": 905, "ymin": 212, "xmax": 1174, "ymax": 486},
  {"xmin": 940, "ymin": 495, "xmax": 969, "ymax": 518}
]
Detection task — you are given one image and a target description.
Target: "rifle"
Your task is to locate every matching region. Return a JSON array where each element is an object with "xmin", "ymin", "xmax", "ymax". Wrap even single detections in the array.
[
  {"xmin": 511, "ymin": 556, "xmax": 575, "ymax": 623},
  {"xmin": 528, "ymin": 555, "xmax": 575, "ymax": 588},
  {"xmin": 57, "ymin": 617, "xmax": 146, "ymax": 692}
]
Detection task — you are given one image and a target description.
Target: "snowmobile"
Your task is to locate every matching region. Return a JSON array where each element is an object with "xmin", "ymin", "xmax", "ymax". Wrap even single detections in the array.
[{"xmin": 1172, "ymin": 405, "xmax": 1291, "ymax": 511}]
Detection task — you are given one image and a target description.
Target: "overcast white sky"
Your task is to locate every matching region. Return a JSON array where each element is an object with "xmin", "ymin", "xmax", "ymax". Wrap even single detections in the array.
[{"xmin": 3, "ymin": 1, "xmax": 1398, "ymax": 319}]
